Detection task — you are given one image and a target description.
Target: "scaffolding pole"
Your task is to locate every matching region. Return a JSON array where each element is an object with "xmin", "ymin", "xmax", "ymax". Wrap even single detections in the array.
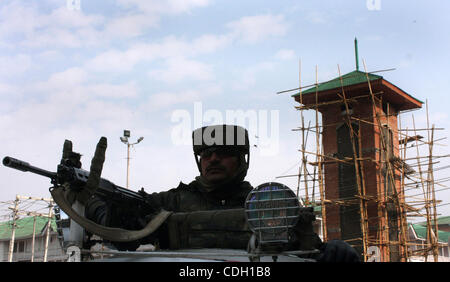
[
  {"xmin": 7, "ymin": 195, "xmax": 19, "ymax": 262},
  {"xmin": 284, "ymin": 60, "xmax": 446, "ymax": 262}
]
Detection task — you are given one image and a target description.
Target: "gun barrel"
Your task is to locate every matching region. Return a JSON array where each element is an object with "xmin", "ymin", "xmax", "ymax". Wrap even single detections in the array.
[{"xmin": 3, "ymin": 156, "xmax": 57, "ymax": 179}]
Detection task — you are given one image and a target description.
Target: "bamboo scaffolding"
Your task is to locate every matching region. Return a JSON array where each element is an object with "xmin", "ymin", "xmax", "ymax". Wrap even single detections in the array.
[
  {"xmin": 5, "ymin": 195, "xmax": 57, "ymax": 262},
  {"xmin": 364, "ymin": 60, "xmax": 413, "ymax": 261},
  {"xmin": 313, "ymin": 65, "xmax": 320, "ymax": 207},
  {"xmin": 276, "ymin": 68, "xmax": 396, "ymax": 95},
  {"xmin": 316, "ymin": 67, "xmax": 327, "ymax": 241},
  {"xmin": 298, "ymin": 59, "xmax": 310, "ymax": 206},
  {"xmin": 411, "ymin": 114, "xmax": 434, "ymax": 261},
  {"xmin": 426, "ymin": 99, "xmax": 439, "ymax": 261},
  {"xmin": 294, "ymin": 92, "xmax": 384, "ymax": 110},
  {"xmin": 284, "ymin": 60, "xmax": 447, "ymax": 262},
  {"xmin": 398, "ymin": 115, "xmax": 410, "ymax": 261},
  {"xmin": 337, "ymin": 64, "xmax": 369, "ymax": 261}
]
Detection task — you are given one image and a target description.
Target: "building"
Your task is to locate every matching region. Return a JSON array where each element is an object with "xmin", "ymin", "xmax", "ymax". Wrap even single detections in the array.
[
  {"xmin": 0, "ymin": 216, "xmax": 66, "ymax": 262},
  {"xmin": 407, "ymin": 217, "xmax": 450, "ymax": 262},
  {"xmin": 291, "ymin": 40, "xmax": 429, "ymax": 261}
]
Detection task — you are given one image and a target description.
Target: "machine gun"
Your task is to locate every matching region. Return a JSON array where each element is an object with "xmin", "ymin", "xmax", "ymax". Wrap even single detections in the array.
[
  {"xmin": 3, "ymin": 156, "xmax": 320, "ymax": 262},
  {"xmin": 3, "ymin": 156, "xmax": 147, "ymax": 207},
  {"xmin": 2, "ymin": 156, "xmax": 172, "ymax": 244}
]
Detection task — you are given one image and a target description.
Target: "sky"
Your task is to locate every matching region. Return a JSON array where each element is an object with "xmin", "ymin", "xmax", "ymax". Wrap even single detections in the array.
[{"xmin": 1, "ymin": 0, "xmax": 449, "ymax": 221}]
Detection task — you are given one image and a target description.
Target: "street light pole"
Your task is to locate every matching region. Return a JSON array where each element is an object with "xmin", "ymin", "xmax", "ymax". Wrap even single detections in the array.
[
  {"xmin": 120, "ymin": 130, "xmax": 144, "ymax": 189},
  {"xmin": 126, "ymin": 142, "xmax": 130, "ymax": 189}
]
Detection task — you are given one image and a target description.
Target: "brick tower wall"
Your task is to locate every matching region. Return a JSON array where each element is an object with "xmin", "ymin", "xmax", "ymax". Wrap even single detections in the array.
[{"xmin": 319, "ymin": 96, "xmax": 404, "ymax": 261}]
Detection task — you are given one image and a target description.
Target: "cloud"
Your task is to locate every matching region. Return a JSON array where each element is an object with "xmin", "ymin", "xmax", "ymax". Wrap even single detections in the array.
[
  {"xmin": 144, "ymin": 84, "xmax": 222, "ymax": 109},
  {"xmin": 85, "ymin": 82, "xmax": 139, "ymax": 99},
  {"xmin": 0, "ymin": 54, "xmax": 32, "ymax": 77},
  {"xmin": 103, "ymin": 13, "xmax": 159, "ymax": 38},
  {"xmin": 306, "ymin": 11, "xmax": 328, "ymax": 24},
  {"xmin": 0, "ymin": 84, "xmax": 140, "ymax": 148},
  {"xmin": 231, "ymin": 61, "xmax": 276, "ymax": 90},
  {"xmin": 85, "ymin": 12, "xmax": 288, "ymax": 75},
  {"xmin": 84, "ymin": 37, "xmax": 190, "ymax": 73},
  {"xmin": 0, "ymin": 2, "xmax": 105, "ymax": 48},
  {"xmin": 47, "ymin": 6, "xmax": 104, "ymax": 28},
  {"xmin": 32, "ymin": 67, "xmax": 140, "ymax": 101},
  {"xmin": 0, "ymin": 82, "xmax": 18, "ymax": 96},
  {"xmin": 116, "ymin": 0, "xmax": 210, "ymax": 15},
  {"xmin": 0, "ymin": 2, "xmax": 46, "ymax": 38},
  {"xmin": 146, "ymin": 90, "xmax": 203, "ymax": 109},
  {"xmin": 46, "ymin": 67, "xmax": 88, "ymax": 89},
  {"xmin": 226, "ymin": 14, "xmax": 289, "ymax": 43},
  {"xmin": 149, "ymin": 56, "xmax": 214, "ymax": 83},
  {"xmin": 1, "ymin": 2, "xmax": 287, "ymax": 52},
  {"xmin": 36, "ymin": 50, "xmax": 64, "ymax": 61},
  {"xmin": 85, "ymin": 48, "xmax": 145, "ymax": 72},
  {"xmin": 0, "ymin": 82, "xmax": 21, "ymax": 112},
  {"xmin": 275, "ymin": 49, "xmax": 296, "ymax": 60},
  {"xmin": 85, "ymin": 34, "xmax": 229, "ymax": 73},
  {"xmin": 106, "ymin": 0, "xmax": 210, "ymax": 38},
  {"xmin": 0, "ymin": 1, "xmax": 212, "ymax": 49},
  {"xmin": 191, "ymin": 34, "xmax": 233, "ymax": 54}
]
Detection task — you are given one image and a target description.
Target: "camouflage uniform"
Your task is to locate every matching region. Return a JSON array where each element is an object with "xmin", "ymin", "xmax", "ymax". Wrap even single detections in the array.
[
  {"xmin": 85, "ymin": 124, "xmax": 322, "ymax": 252},
  {"xmin": 86, "ymin": 178, "xmax": 322, "ymax": 252}
]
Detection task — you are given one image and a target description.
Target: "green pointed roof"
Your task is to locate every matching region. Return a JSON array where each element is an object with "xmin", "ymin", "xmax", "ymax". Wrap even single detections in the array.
[
  {"xmin": 0, "ymin": 216, "xmax": 57, "ymax": 240},
  {"xmin": 292, "ymin": 70, "xmax": 382, "ymax": 97},
  {"xmin": 291, "ymin": 69, "xmax": 423, "ymax": 111}
]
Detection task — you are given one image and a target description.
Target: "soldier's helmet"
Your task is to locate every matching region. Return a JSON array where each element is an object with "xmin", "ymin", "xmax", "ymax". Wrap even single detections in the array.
[{"xmin": 192, "ymin": 124, "xmax": 250, "ymax": 174}]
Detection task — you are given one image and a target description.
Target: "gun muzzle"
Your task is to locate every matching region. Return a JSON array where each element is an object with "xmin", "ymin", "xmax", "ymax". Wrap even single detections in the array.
[
  {"xmin": 3, "ymin": 156, "xmax": 57, "ymax": 179},
  {"xmin": 3, "ymin": 156, "xmax": 30, "ymax": 172}
]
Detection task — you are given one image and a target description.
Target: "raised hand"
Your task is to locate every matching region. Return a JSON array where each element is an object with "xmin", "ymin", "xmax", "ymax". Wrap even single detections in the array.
[{"xmin": 61, "ymin": 137, "xmax": 107, "ymax": 205}]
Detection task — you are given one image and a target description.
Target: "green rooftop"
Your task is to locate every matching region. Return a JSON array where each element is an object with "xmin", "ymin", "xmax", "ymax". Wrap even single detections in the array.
[
  {"xmin": 417, "ymin": 216, "xmax": 450, "ymax": 226},
  {"xmin": 0, "ymin": 216, "xmax": 57, "ymax": 240},
  {"xmin": 292, "ymin": 70, "xmax": 383, "ymax": 97},
  {"xmin": 410, "ymin": 216, "xmax": 450, "ymax": 243},
  {"xmin": 410, "ymin": 223, "xmax": 450, "ymax": 243}
]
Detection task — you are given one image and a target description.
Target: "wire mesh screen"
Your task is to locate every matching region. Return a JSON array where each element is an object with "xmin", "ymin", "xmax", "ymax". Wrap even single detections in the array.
[{"xmin": 245, "ymin": 182, "xmax": 300, "ymax": 245}]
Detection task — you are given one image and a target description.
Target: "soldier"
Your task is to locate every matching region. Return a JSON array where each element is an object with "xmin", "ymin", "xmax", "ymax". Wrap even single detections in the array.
[{"xmin": 73, "ymin": 124, "xmax": 359, "ymax": 262}]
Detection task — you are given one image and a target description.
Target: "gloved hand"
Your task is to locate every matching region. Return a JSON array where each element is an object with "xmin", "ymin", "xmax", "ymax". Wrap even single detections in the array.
[
  {"xmin": 317, "ymin": 240, "xmax": 361, "ymax": 262},
  {"xmin": 60, "ymin": 137, "xmax": 107, "ymax": 205},
  {"xmin": 292, "ymin": 207, "xmax": 322, "ymax": 251}
]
